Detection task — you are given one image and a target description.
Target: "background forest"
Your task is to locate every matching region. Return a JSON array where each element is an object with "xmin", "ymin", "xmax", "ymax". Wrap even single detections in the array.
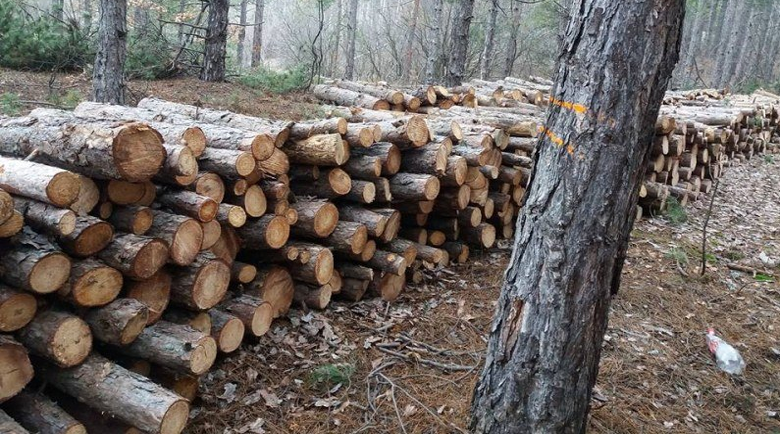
[{"xmin": 0, "ymin": 0, "xmax": 777, "ymax": 94}]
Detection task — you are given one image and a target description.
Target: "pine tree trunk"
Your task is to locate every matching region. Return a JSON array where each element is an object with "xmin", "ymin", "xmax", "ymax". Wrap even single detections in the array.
[
  {"xmin": 403, "ymin": 0, "xmax": 421, "ymax": 82},
  {"xmin": 425, "ymin": 0, "xmax": 443, "ymax": 84},
  {"xmin": 200, "ymin": 0, "xmax": 229, "ymax": 82},
  {"xmin": 345, "ymin": 0, "xmax": 359, "ymax": 80},
  {"xmin": 729, "ymin": 6, "xmax": 758, "ymax": 88},
  {"xmin": 503, "ymin": 0, "xmax": 522, "ymax": 77},
  {"xmin": 470, "ymin": 0, "xmax": 685, "ymax": 431},
  {"xmin": 445, "ymin": 0, "xmax": 475, "ymax": 86},
  {"xmin": 237, "ymin": 0, "xmax": 248, "ymax": 69},
  {"xmin": 93, "ymin": 0, "xmax": 127, "ymax": 104},
  {"xmin": 713, "ymin": 0, "xmax": 740, "ymax": 86},
  {"xmin": 479, "ymin": 0, "xmax": 498, "ymax": 80},
  {"xmin": 330, "ymin": 0, "xmax": 342, "ymax": 76},
  {"xmin": 251, "ymin": 0, "xmax": 265, "ymax": 65}
]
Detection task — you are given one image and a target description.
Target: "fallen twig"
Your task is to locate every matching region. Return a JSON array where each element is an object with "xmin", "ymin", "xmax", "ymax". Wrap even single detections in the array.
[{"xmin": 376, "ymin": 347, "xmax": 476, "ymax": 371}]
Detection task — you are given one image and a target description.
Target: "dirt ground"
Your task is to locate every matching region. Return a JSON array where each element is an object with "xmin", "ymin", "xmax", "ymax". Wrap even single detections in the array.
[{"xmin": 2, "ymin": 70, "xmax": 779, "ymax": 433}]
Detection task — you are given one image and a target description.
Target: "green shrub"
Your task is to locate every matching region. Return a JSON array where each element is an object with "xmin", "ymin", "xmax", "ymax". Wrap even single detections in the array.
[
  {"xmin": 0, "ymin": 0, "xmax": 91, "ymax": 71},
  {"xmin": 126, "ymin": 28, "xmax": 175, "ymax": 79},
  {"xmin": 307, "ymin": 363, "xmax": 355, "ymax": 388},
  {"xmin": 238, "ymin": 66, "xmax": 308, "ymax": 94},
  {"xmin": 0, "ymin": 92, "xmax": 21, "ymax": 115},
  {"xmin": 664, "ymin": 197, "xmax": 688, "ymax": 225}
]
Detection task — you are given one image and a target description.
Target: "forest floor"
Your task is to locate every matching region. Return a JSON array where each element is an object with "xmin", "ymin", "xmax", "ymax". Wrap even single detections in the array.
[{"xmin": 2, "ymin": 70, "xmax": 779, "ymax": 433}]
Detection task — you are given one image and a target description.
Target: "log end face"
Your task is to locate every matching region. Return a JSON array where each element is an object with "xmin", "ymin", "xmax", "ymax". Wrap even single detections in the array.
[
  {"xmin": 192, "ymin": 260, "xmax": 230, "ymax": 310},
  {"xmin": 73, "ymin": 266, "xmax": 123, "ymax": 307},
  {"xmin": 0, "ymin": 341, "xmax": 33, "ymax": 402},
  {"xmin": 314, "ymin": 250, "xmax": 335, "ymax": 286},
  {"xmin": 120, "ymin": 304, "xmax": 150, "ymax": 345},
  {"xmin": 30, "ymin": 253, "xmax": 72, "ymax": 294},
  {"xmin": 132, "ymin": 207, "xmax": 154, "ymax": 235},
  {"xmin": 58, "ymin": 211, "xmax": 77, "ymax": 236},
  {"xmin": 228, "ymin": 206, "xmax": 247, "ymax": 228},
  {"xmin": 407, "ymin": 116, "xmax": 430, "ymax": 147},
  {"xmin": 134, "ymin": 238, "xmax": 170, "ymax": 280},
  {"xmin": 217, "ymin": 317, "xmax": 245, "ymax": 353},
  {"xmin": 350, "ymin": 225, "xmax": 369, "ymax": 255},
  {"xmin": 243, "ymin": 186, "xmax": 267, "ymax": 218},
  {"xmin": 73, "ymin": 221, "xmax": 114, "ymax": 257},
  {"xmin": 52, "ymin": 316, "xmax": 92, "ymax": 367},
  {"xmin": 190, "ymin": 336, "xmax": 217, "ymax": 375},
  {"xmin": 384, "ymin": 145, "xmax": 402, "ymax": 175},
  {"xmin": 197, "ymin": 199, "xmax": 219, "ymax": 223},
  {"xmin": 0, "ymin": 292, "xmax": 36, "ymax": 332},
  {"xmin": 114, "ymin": 125, "xmax": 167, "ymax": 182},
  {"xmin": 171, "ymin": 219, "xmax": 204, "ymax": 266},
  {"xmin": 48, "ymin": 171, "xmax": 81, "ymax": 207},
  {"xmin": 250, "ymin": 134, "xmax": 275, "ymax": 160},
  {"xmin": 265, "ymin": 216, "xmax": 290, "ymax": 249},
  {"xmin": 160, "ymin": 399, "xmax": 190, "ymax": 434},
  {"xmin": 314, "ymin": 203, "xmax": 339, "ymax": 238},
  {"xmin": 182, "ymin": 127, "xmax": 207, "ymax": 157},
  {"xmin": 235, "ymin": 153, "xmax": 257, "ymax": 177}
]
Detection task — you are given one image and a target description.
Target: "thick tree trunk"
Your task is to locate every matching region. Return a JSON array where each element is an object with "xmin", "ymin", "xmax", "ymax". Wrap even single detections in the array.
[
  {"xmin": 93, "ymin": 0, "xmax": 126, "ymax": 104},
  {"xmin": 503, "ymin": 0, "xmax": 522, "ymax": 77},
  {"xmin": 445, "ymin": 0, "xmax": 475, "ymax": 86},
  {"xmin": 344, "ymin": 0, "xmax": 358, "ymax": 79},
  {"xmin": 425, "ymin": 0, "xmax": 443, "ymax": 84},
  {"xmin": 237, "ymin": 0, "xmax": 248, "ymax": 68},
  {"xmin": 403, "ymin": 0, "xmax": 421, "ymax": 82},
  {"xmin": 712, "ymin": 0, "xmax": 740, "ymax": 86},
  {"xmin": 479, "ymin": 0, "xmax": 498, "ymax": 80},
  {"xmin": 200, "ymin": 0, "xmax": 229, "ymax": 82},
  {"xmin": 470, "ymin": 0, "xmax": 684, "ymax": 432},
  {"xmin": 251, "ymin": 0, "xmax": 265, "ymax": 65},
  {"xmin": 4, "ymin": 389, "xmax": 86, "ymax": 434}
]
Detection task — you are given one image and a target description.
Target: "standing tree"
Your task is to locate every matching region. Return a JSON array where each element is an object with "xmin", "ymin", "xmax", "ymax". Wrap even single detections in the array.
[
  {"xmin": 93, "ymin": 0, "xmax": 127, "ymax": 104},
  {"xmin": 200, "ymin": 0, "xmax": 229, "ymax": 82},
  {"xmin": 344, "ymin": 0, "xmax": 359, "ymax": 80},
  {"xmin": 252, "ymin": 0, "xmax": 265, "ymax": 66},
  {"xmin": 237, "ymin": 0, "xmax": 249, "ymax": 69},
  {"xmin": 470, "ymin": 0, "xmax": 685, "ymax": 432},
  {"xmin": 479, "ymin": 0, "xmax": 498, "ymax": 80},
  {"xmin": 445, "ymin": 0, "xmax": 474, "ymax": 86},
  {"xmin": 424, "ymin": 0, "xmax": 443, "ymax": 84},
  {"xmin": 503, "ymin": 0, "xmax": 522, "ymax": 77}
]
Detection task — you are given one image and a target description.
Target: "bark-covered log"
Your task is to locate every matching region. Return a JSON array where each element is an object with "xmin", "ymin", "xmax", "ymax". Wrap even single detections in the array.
[
  {"xmin": 56, "ymin": 215, "xmax": 113, "ymax": 257},
  {"xmin": 313, "ymin": 84, "xmax": 390, "ymax": 110},
  {"xmin": 0, "ymin": 228, "xmax": 71, "ymax": 294},
  {"xmin": 200, "ymin": 219, "xmax": 222, "ymax": 251},
  {"xmin": 236, "ymin": 214, "xmax": 290, "ymax": 249},
  {"xmin": 97, "ymin": 233, "xmax": 169, "ymax": 280},
  {"xmin": 0, "ymin": 110, "xmax": 166, "ymax": 182},
  {"xmin": 228, "ymin": 184, "xmax": 267, "ymax": 218},
  {"xmin": 146, "ymin": 210, "xmax": 203, "ymax": 266},
  {"xmin": 186, "ymin": 172, "xmax": 225, "ymax": 203},
  {"xmin": 208, "ymin": 309, "xmax": 245, "ymax": 353},
  {"xmin": 337, "ymin": 277, "xmax": 369, "ymax": 302},
  {"xmin": 389, "ymin": 173, "xmax": 440, "ymax": 201},
  {"xmin": 105, "ymin": 180, "xmax": 148, "ymax": 205},
  {"xmin": 218, "ymin": 294, "xmax": 274, "ymax": 337},
  {"xmin": 13, "ymin": 197, "xmax": 76, "ymax": 236},
  {"xmin": 290, "ymin": 168, "xmax": 352, "ymax": 198},
  {"xmin": 255, "ymin": 147, "xmax": 290, "ymax": 177},
  {"xmin": 366, "ymin": 250, "xmax": 407, "ymax": 276},
  {"xmin": 400, "ymin": 146, "xmax": 448, "ymax": 175},
  {"xmin": 124, "ymin": 270, "xmax": 171, "ymax": 324},
  {"xmin": 344, "ymin": 179, "xmax": 376, "ymax": 204},
  {"xmin": 349, "ymin": 142, "xmax": 402, "ymax": 175},
  {"xmin": 156, "ymin": 189, "xmax": 218, "ymax": 223},
  {"xmin": 0, "ymin": 335, "xmax": 33, "ymax": 403},
  {"xmin": 0, "ymin": 284, "xmax": 36, "ymax": 332},
  {"xmin": 344, "ymin": 124, "xmax": 376, "ymax": 148},
  {"xmin": 107, "ymin": 206, "xmax": 153, "ymax": 235},
  {"xmin": 216, "ymin": 204, "xmax": 247, "ymax": 228},
  {"xmin": 0, "ymin": 210, "xmax": 24, "ymax": 238},
  {"xmin": 376, "ymin": 117, "xmax": 430, "ymax": 149},
  {"xmin": 35, "ymin": 353, "xmax": 190, "ymax": 434},
  {"xmin": 321, "ymin": 221, "xmax": 368, "ymax": 254},
  {"xmin": 287, "ymin": 243, "xmax": 334, "ymax": 285},
  {"xmin": 293, "ymin": 282, "xmax": 332, "ymax": 310},
  {"xmin": 162, "ymin": 144, "xmax": 198, "ymax": 178},
  {"xmin": 208, "ymin": 224, "xmax": 241, "ymax": 263},
  {"xmin": 198, "ymin": 148, "xmax": 256, "ymax": 179},
  {"xmin": 290, "ymin": 118, "xmax": 348, "ymax": 138},
  {"xmin": 4, "ymin": 389, "xmax": 87, "ymax": 434},
  {"xmin": 168, "ymin": 253, "xmax": 230, "ymax": 311},
  {"xmin": 85, "ymin": 298, "xmax": 149, "ymax": 345},
  {"xmin": 58, "ymin": 258, "xmax": 123, "ymax": 307},
  {"xmin": 17, "ymin": 310, "xmax": 92, "ymax": 367},
  {"xmin": 113, "ymin": 320, "xmax": 216, "ymax": 375},
  {"xmin": 285, "ymin": 133, "xmax": 349, "ymax": 166},
  {"xmin": 161, "ymin": 309, "xmax": 212, "ymax": 334},
  {"xmin": 290, "ymin": 200, "xmax": 339, "ymax": 238},
  {"xmin": 386, "ymin": 238, "xmax": 445, "ymax": 265},
  {"xmin": 342, "ymin": 155, "xmax": 382, "ymax": 179},
  {"xmin": 231, "ymin": 261, "xmax": 257, "ymax": 283},
  {"xmin": 243, "ymin": 265, "xmax": 294, "ymax": 318},
  {"xmin": 372, "ymin": 208, "xmax": 401, "ymax": 242},
  {"xmin": 0, "ymin": 188, "xmax": 13, "ymax": 225},
  {"xmin": 367, "ymin": 272, "xmax": 405, "ymax": 302},
  {"xmin": 0, "ymin": 157, "xmax": 80, "ymax": 207},
  {"xmin": 372, "ymin": 178, "xmax": 393, "ymax": 203},
  {"xmin": 337, "ymin": 205, "xmax": 388, "ymax": 238}
]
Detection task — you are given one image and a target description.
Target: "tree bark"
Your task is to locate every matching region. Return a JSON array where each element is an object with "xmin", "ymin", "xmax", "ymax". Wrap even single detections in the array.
[
  {"xmin": 425, "ymin": 0, "xmax": 443, "ymax": 84},
  {"xmin": 200, "ymin": 0, "xmax": 229, "ymax": 82},
  {"xmin": 4, "ymin": 389, "xmax": 87, "ymax": 434},
  {"xmin": 251, "ymin": 0, "xmax": 265, "ymax": 65},
  {"xmin": 445, "ymin": 0, "xmax": 474, "ymax": 86},
  {"xmin": 479, "ymin": 0, "xmax": 499, "ymax": 80},
  {"xmin": 0, "ymin": 284, "xmax": 37, "ymax": 333},
  {"xmin": 237, "ymin": 0, "xmax": 248, "ymax": 68},
  {"xmin": 344, "ymin": 0, "xmax": 359, "ymax": 80},
  {"xmin": 84, "ymin": 298, "xmax": 149, "ymax": 345},
  {"xmin": 503, "ymin": 0, "xmax": 522, "ymax": 77},
  {"xmin": 93, "ymin": 0, "xmax": 127, "ymax": 104},
  {"xmin": 17, "ymin": 310, "xmax": 92, "ymax": 368},
  {"xmin": 0, "ymin": 229, "xmax": 72, "ymax": 295},
  {"xmin": 470, "ymin": 0, "xmax": 685, "ymax": 431}
]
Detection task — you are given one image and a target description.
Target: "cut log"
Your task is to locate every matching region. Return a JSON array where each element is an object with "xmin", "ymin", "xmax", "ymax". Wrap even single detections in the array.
[
  {"xmin": 377, "ymin": 118, "xmax": 430, "ymax": 149},
  {"xmin": 0, "ymin": 210, "xmax": 23, "ymax": 238},
  {"xmin": 344, "ymin": 179, "xmax": 376, "ymax": 204},
  {"xmin": 237, "ymin": 214, "xmax": 290, "ymax": 249},
  {"xmin": 0, "ymin": 110, "xmax": 166, "ymax": 182},
  {"xmin": 13, "ymin": 197, "xmax": 76, "ymax": 236},
  {"xmin": 108, "ymin": 206, "xmax": 153, "ymax": 235},
  {"xmin": 17, "ymin": 310, "xmax": 91, "ymax": 367},
  {"xmin": 400, "ymin": 146, "xmax": 449, "ymax": 175},
  {"xmin": 255, "ymin": 147, "xmax": 290, "ymax": 177},
  {"xmin": 257, "ymin": 180, "xmax": 289, "ymax": 201},
  {"xmin": 208, "ymin": 309, "xmax": 245, "ymax": 353},
  {"xmin": 231, "ymin": 261, "xmax": 257, "ymax": 284},
  {"xmin": 461, "ymin": 223, "xmax": 496, "ymax": 248},
  {"xmin": 313, "ymin": 84, "xmax": 390, "ymax": 110},
  {"xmin": 293, "ymin": 283, "xmax": 332, "ymax": 310},
  {"xmin": 228, "ymin": 184, "xmax": 267, "ymax": 218},
  {"xmin": 0, "ymin": 157, "xmax": 81, "ymax": 209},
  {"xmin": 291, "ymin": 200, "xmax": 339, "ymax": 238},
  {"xmin": 344, "ymin": 124, "xmax": 376, "ymax": 148},
  {"xmin": 0, "ymin": 336, "xmax": 33, "ymax": 403},
  {"xmin": 0, "ymin": 188, "xmax": 12, "ymax": 225},
  {"xmin": 56, "ymin": 215, "xmax": 113, "ymax": 257},
  {"xmin": 208, "ymin": 225, "xmax": 241, "ymax": 263},
  {"xmin": 0, "ymin": 409, "xmax": 29, "ymax": 433},
  {"xmin": 367, "ymin": 272, "xmax": 405, "ymax": 302},
  {"xmin": 146, "ymin": 210, "xmax": 203, "ymax": 266},
  {"xmin": 218, "ymin": 294, "xmax": 274, "ymax": 337},
  {"xmin": 186, "ymin": 172, "xmax": 225, "ymax": 203},
  {"xmin": 386, "ymin": 238, "xmax": 445, "ymax": 264},
  {"xmin": 124, "ymin": 270, "xmax": 171, "ymax": 324},
  {"xmin": 35, "ymin": 352, "xmax": 190, "ymax": 434},
  {"xmin": 328, "ymin": 270, "xmax": 342, "ymax": 294},
  {"xmin": 200, "ymin": 219, "xmax": 222, "ymax": 251},
  {"xmin": 287, "ymin": 243, "xmax": 334, "ymax": 285},
  {"xmin": 290, "ymin": 118, "xmax": 348, "ymax": 138},
  {"xmin": 372, "ymin": 178, "xmax": 393, "ymax": 202},
  {"xmin": 113, "ymin": 320, "xmax": 216, "ymax": 375},
  {"xmin": 366, "ymin": 250, "xmax": 407, "ymax": 276},
  {"xmin": 168, "ymin": 253, "xmax": 230, "ymax": 311},
  {"xmin": 321, "ymin": 221, "xmax": 368, "ymax": 255},
  {"xmin": 332, "ymin": 80, "xmax": 404, "ymax": 104},
  {"xmin": 41, "ymin": 391, "xmax": 144, "ymax": 434},
  {"xmin": 342, "ymin": 155, "xmax": 382, "ymax": 179},
  {"xmin": 0, "ymin": 284, "xmax": 36, "ymax": 332},
  {"xmin": 216, "ymin": 204, "xmax": 247, "ymax": 228},
  {"xmin": 350, "ymin": 142, "xmax": 402, "ymax": 175},
  {"xmin": 434, "ymin": 185, "xmax": 471, "ymax": 211},
  {"xmin": 161, "ymin": 309, "xmax": 212, "ymax": 334},
  {"xmin": 149, "ymin": 367, "xmax": 199, "ymax": 403},
  {"xmin": 59, "ymin": 258, "xmax": 123, "ymax": 307},
  {"xmin": 97, "ymin": 233, "xmax": 170, "ymax": 280},
  {"xmin": 290, "ymin": 167, "xmax": 352, "ymax": 198},
  {"xmin": 243, "ymin": 265, "xmax": 294, "ymax": 318},
  {"xmin": 285, "ymin": 133, "xmax": 349, "ymax": 166},
  {"xmin": 372, "ymin": 208, "xmax": 401, "ymax": 242},
  {"xmin": 156, "ymin": 189, "xmax": 218, "ymax": 223},
  {"xmin": 198, "ymin": 148, "xmax": 256, "ymax": 179},
  {"xmin": 0, "ymin": 228, "xmax": 71, "ymax": 294},
  {"xmin": 4, "ymin": 389, "xmax": 87, "ymax": 434},
  {"xmin": 389, "ymin": 173, "xmax": 440, "ymax": 201},
  {"xmin": 382, "ymin": 238, "xmax": 418, "ymax": 265},
  {"xmin": 289, "ymin": 165, "xmax": 321, "ymax": 182},
  {"xmin": 105, "ymin": 180, "xmax": 146, "ymax": 206},
  {"xmin": 85, "ymin": 298, "xmax": 149, "ymax": 345},
  {"xmin": 162, "ymin": 144, "xmax": 198, "ymax": 178},
  {"xmin": 337, "ymin": 205, "xmax": 388, "ymax": 238},
  {"xmin": 442, "ymin": 241, "xmax": 470, "ymax": 264}
]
